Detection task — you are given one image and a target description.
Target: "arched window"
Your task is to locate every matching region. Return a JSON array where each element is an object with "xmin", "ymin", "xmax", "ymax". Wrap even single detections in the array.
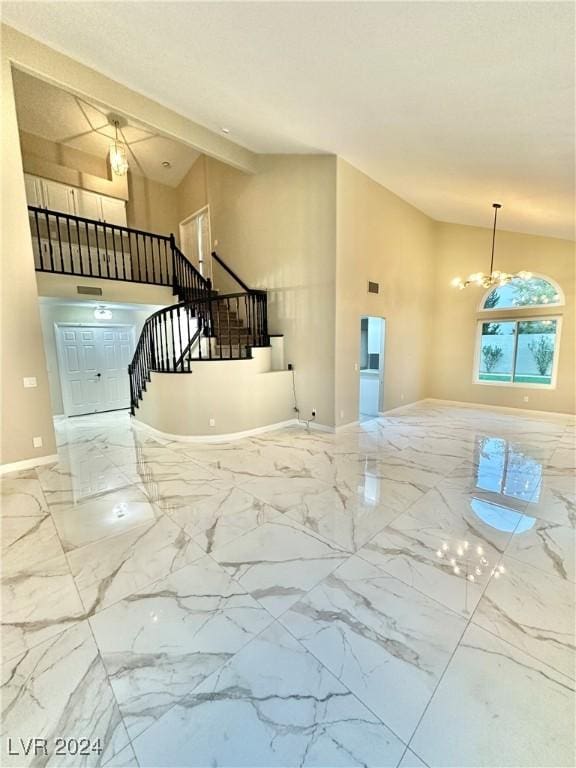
[
  {"xmin": 476, "ymin": 274, "xmax": 563, "ymax": 388},
  {"xmin": 482, "ymin": 276, "xmax": 563, "ymax": 311}
]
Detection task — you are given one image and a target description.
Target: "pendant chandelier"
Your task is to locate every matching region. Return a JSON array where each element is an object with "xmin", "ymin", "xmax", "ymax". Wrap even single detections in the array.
[
  {"xmin": 109, "ymin": 119, "xmax": 129, "ymax": 176},
  {"xmin": 451, "ymin": 203, "xmax": 531, "ymax": 290}
]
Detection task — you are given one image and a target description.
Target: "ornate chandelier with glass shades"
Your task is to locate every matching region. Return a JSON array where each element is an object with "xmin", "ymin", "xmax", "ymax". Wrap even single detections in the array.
[{"xmin": 451, "ymin": 203, "xmax": 532, "ymax": 290}]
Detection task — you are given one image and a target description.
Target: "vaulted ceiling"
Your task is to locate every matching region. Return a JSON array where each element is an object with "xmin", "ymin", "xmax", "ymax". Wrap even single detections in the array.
[
  {"xmin": 3, "ymin": 2, "xmax": 574, "ymax": 238},
  {"xmin": 13, "ymin": 70, "xmax": 201, "ymax": 187}
]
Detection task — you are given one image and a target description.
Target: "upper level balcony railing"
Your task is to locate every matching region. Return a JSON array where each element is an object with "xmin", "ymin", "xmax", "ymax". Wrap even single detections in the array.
[{"xmin": 28, "ymin": 205, "xmax": 174, "ymax": 286}]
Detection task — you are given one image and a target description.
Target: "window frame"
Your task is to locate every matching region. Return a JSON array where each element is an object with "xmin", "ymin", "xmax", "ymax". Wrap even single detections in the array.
[
  {"xmin": 478, "ymin": 274, "xmax": 565, "ymax": 313},
  {"xmin": 473, "ymin": 314, "xmax": 562, "ymax": 390}
]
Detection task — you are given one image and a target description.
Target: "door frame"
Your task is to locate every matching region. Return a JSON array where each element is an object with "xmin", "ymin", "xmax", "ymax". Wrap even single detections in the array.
[
  {"xmin": 54, "ymin": 323, "xmax": 136, "ymax": 417},
  {"xmin": 179, "ymin": 204, "xmax": 212, "ymax": 279},
  {"xmin": 358, "ymin": 315, "xmax": 387, "ymax": 418}
]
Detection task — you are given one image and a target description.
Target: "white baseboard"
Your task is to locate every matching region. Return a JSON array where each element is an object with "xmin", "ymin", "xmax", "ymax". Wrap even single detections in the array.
[
  {"xmin": 132, "ymin": 417, "xmax": 306, "ymax": 443},
  {"xmin": 0, "ymin": 453, "xmax": 58, "ymax": 475},
  {"xmin": 424, "ymin": 398, "xmax": 575, "ymax": 419}
]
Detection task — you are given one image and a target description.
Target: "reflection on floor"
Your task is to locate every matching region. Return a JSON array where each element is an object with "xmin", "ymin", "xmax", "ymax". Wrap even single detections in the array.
[{"xmin": 1, "ymin": 403, "xmax": 574, "ymax": 767}]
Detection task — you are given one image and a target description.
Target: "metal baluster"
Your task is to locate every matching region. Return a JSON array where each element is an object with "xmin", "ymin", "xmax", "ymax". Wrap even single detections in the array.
[
  {"xmin": 111, "ymin": 225, "xmax": 118, "ymax": 279},
  {"xmin": 65, "ymin": 215, "xmax": 74, "ymax": 273},
  {"xmin": 44, "ymin": 211, "xmax": 54, "ymax": 271},
  {"xmin": 82, "ymin": 221, "xmax": 90, "ymax": 276},
  {"xmin": 33, "ymin": 210, "xmax": 42, "ymax": 269},
  {"xmin": 94, "ymin": 221, "xmax": 102, "ymax": 277},
  {"xmin": 55, "ymin": 214, "xmax": 64, "ymax": 272}
]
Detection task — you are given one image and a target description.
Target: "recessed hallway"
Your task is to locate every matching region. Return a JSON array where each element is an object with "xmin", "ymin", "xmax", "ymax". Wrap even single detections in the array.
[{"xmin": 1, "ymin": 403, "xmax": 574, "ymax": 767}]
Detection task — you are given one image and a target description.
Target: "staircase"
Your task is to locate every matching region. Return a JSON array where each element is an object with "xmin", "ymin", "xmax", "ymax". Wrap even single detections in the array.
[{"xmin": 27, "ymin": 205, "xmax": 270, "ymax": 416}]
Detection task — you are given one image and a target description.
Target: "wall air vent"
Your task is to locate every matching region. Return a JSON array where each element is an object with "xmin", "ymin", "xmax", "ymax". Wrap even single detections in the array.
[
  {"xmin": 368, "ymin": 281, "xmax": 379, "ymax": 294},
  {"xmin": 76, "ymin": 286, "xmax": 103, "ymax": 296}
]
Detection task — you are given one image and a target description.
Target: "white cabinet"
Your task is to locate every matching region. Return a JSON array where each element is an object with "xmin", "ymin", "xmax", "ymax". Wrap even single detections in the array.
[
  {"xmin": 24, "ymin": 174, "xmax": 44, "ymax": 207},
  {"xmin": 75, "ymin": 188, "xmax": 102, "ymax": 221},
  {"xmin": 100, "ymin": 195, "xmax": 127, "ymax": 226},
  {"xmin": 43, "ymin": 179, "xmax": 76, "ymax": 215},
  {"xmin": 24, "ymin": 174, "xmax": 127, "ymax": 227}
]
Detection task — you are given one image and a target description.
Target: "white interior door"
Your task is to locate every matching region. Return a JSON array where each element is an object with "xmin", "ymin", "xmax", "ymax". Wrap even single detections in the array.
[
  {"xmin": 56, "ymin": 325, "xmax": 134, "ymax": 416},
  {"xmin": 180, "ymin": 207, "xmax": 211, "ymax": 276}
]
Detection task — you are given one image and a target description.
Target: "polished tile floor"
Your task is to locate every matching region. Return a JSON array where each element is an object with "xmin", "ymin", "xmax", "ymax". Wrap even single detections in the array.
[{"xmin": 1, "ymin": 403, "xmax": 575, "ymax": 767}]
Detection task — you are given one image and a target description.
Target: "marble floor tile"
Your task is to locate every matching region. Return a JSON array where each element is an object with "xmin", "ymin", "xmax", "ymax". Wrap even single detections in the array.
[
  {"xmin": 473, "ymin": 556, "xmax": 575, "ymax": 678},
  {"xmin": 103, "ymin": 744, "xmax": 139, "ymax": 767},
  {"xmin": 2, "ymin": 554, "xmax": 85, "ymax": 662},
  {"xmin": 527, "ymin": 466, "xmax": 576, "ymax": 528},
  {"xmin": 210, "ymin": 517, "xmax": 348, "ymax": 617},
  {"xmin": 280, "ymin": 555, "xmax": 466, "ymax": 742},
  {"xmin": 358, "ymin": 525, "xmax": 492, "ymax": 616},
  {"xmin": 237, "ymin": 474, "xmax": 333, "ymax": 513},
  {"xmin": 389, "ymin": 477, "xmax": 523, "ymax": 555},
  {"xmin": 36, "ymin": 456, "xmax": 132, "ymax": 513},
  {"xmin": 0, "ymin": 470, "xmax": 49, "ymax": 517},
  {"xmin": 68, "ymin": 515, "xmax": 205, "ymax": 613},
  {"xmin": 137, "ymin": 475, "xmax": 231, "ymax": 513},
  {"xmin": 411, "ymin": 624, "xmax": 575, "ymax": 768},
  {"xmin": 5, "ymin": 403, "xmax": 572, "ymax": 766},
  {"xmin": 504, "ymin": 516, "xmax": 575, "ymax": 582},
  {"xmin": 51, "ymin": 484, "xmax": 159, "ymax": 551},
  {"xmin": 166, "ymin": 485, "xmax": 281, "ymax": 553},
  {"xmin": 1, "ymin": 621, "xmax": 129, "ymax": 767},
  {"xmin": 285, "ymin": 482, "xmax": 404, "ymax": 553},
  {"xmin": 397, "ymin": 750, "xmax": 428, "ymax": 768},
  {"xmin": 132, "ymin": 622, "xmax": 406, "ymax": 768},
  {"xmin": 1, "ymin": 514, "xmax": 64, "ymax": 577},
  {"xmin": 89, "ymin": 555, "xmax": 273, "ymax": 739},
  {"xmin": 117, "ymin": 457, "xmax": 218, "ymax": 486}
]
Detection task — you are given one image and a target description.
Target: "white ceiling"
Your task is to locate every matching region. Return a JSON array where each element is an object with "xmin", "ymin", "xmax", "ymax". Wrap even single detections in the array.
[
  {"xmin": 3, "ymin": 2, "xmax": 574, "ymax": 238},
  {"xmin": 12, "ymin": 70, "xmax": 200, "ymax": 187}
]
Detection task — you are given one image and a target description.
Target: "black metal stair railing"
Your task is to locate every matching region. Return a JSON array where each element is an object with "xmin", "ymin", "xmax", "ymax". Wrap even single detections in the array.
[
  {"xmin": 28, "ymin": 205, "xmax": 176, "ymax": 285},
  {"xmin": 27, "ymin": 206, "xmax": 213, "ymax": 299},
  {"xmin": 128, "ymin": 290, "xmax": 268, "ymax": 415}
]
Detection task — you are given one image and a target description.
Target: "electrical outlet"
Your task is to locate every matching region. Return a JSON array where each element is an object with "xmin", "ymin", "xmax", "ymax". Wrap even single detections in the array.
[
  {"xmin": 523, "ymin": 396, "xmax": 529, "ymax": 403},
  {"xmin": 287, "ymin": 362, "xmax": 293, "ymax": 371},
  {"xmin": 311, "ymin": 409, "xmax": 316, "ymax": 417},
  {"xmin": 354, "ymin": 362, "xmax": 358, "ymax": 372},
  {"xmin": 23, "ymin": 377, "xmax": 37, "ymax": 388},
  {"xmin": 33, "ymin": 436, "xmax": 43, "ymax": 448},
  {"xmin": 209, "ymin": 418, "xmax": 216, "ymax": 427}
]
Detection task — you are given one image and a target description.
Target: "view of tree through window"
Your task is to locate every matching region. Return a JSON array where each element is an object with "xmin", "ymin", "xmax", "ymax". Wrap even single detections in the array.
[
  {"xmin": 477, "ymin": 275, "xmax": 561, "ymax": 387},
  {"xmin": 478, "ymin": 319, "xmax": 558, "ymax": 385},
  {"xmin": 483, "ymin": 277, "xmax": 561, "ymax": 310}
]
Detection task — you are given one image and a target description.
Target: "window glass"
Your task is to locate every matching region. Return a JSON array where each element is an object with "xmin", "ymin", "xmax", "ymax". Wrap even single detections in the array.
[
  {"xmin": 514, "ymin": 319, "xmax": 557, "ymax": 385},
  {"xmin": 483, "ymin": 277, "xmax": 561, "ymax": 310},
  {"xmin": 478, "ymin": 321, "xmax": 516, "ymax": 382}
]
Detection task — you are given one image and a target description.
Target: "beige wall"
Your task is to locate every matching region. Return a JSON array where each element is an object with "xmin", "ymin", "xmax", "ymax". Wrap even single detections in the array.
[
  {"xmin": 335, "ymin": 159, "xmax": 435, "ymax": 425},
  {"xmin": 1, "ymin": 58, "xmax": 57, "ymax": 464},
  {"xmin": 137, "ymin": 348, "xmax": 294, "ymax": 437},
  {"xmin": 39, "ymin": 302, "xmax": 162, "ymax": 415},
  {"xmin": 430, "ymin": 223, "xmax": 575, "ymax": 414},
  {"xmin": 36, "ymin": 273, "xmax": 174, "ymax": 307},
  {"xmin": 126, "ymin": 173, "xmax": 179, "ymax": 236},
  {"xmin": 198, "ymin": 154, "xmax": 338, "ymax": 427},
  {"xmin": 177, "ymin": 155, "xmax": 208, "ymax": 227}
]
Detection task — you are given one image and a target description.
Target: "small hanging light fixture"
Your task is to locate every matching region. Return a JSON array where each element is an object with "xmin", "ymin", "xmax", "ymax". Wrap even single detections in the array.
[
  {"xmin": 109, "ymin": 118, "xmax": 129, "ymax": 176},
  {"xmin": 451, "ymin": 203, "xmax": 532, "ymax": 290}
]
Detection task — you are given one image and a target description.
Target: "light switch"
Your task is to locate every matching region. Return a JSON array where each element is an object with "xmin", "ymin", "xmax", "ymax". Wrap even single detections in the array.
[
  {"xmin": 23, "ymin": 377, "xmax": 37, "ymax": 388},
  {"xmin": 33, "ymin": 436, "xmax": 43, "ymax": 448}
]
